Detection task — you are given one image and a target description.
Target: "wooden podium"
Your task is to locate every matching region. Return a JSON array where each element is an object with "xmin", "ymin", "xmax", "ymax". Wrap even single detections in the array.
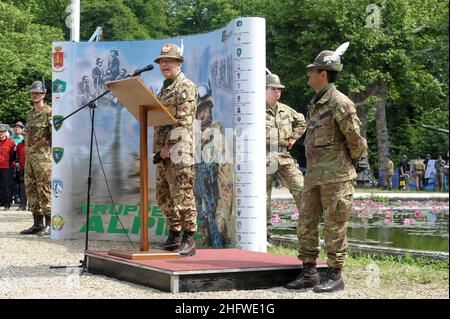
[{"xmin": 105, "ymin": 77, "xmax": 180, "ymax": 260}]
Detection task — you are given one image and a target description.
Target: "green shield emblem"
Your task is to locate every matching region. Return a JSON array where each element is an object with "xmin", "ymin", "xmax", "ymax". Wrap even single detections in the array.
[
  {"xmin": 52, "ymin": 147, "xmax": 64, "ymax": 164},
  {"xmin": 237, "ymin": 48, "xmax": 242, "ymax": 57},
  {"xmin": 52, "ymin": 79, "xmax": 67, "ymax": 93},
  {"xmin": 53, "ymin": 115, "xmax": 64, "ymax": 131}
]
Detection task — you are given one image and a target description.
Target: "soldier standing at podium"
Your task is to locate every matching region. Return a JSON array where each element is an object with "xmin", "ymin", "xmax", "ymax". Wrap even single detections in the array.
[{"xmin": 153, "ymin": 43, "xmax": 198, "ymax": 256}]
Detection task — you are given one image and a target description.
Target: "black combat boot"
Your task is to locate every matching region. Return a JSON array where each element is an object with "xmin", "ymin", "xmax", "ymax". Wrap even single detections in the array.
[
  {"xmin": 20, "ymin": 214, "xmax": 44, "ymax": 235},
  {"xmin": 37, "ymin": 215, "xmax": 51, "ymax": 236},
  {"xmin": 160, "ymin": 230, "xmax": 181, "ymax": 251},
  {"xmin": 313, "ymin": 267, "xmax": 344, "ymax": 293},
  {"xmin": 284, "ymin": 262, "xmax": 320, "ymax": 289},
  {"xmin": 176, "ymin": 231, "xmax": 196, "ymax": 256}
]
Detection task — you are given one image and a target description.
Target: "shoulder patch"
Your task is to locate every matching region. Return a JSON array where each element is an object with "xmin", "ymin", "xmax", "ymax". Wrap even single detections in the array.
[
  {"xmin": 337, "ymin": 105, "xmax": 348, "ymax": 114},
  {"xmin": 180, "ymin": 90, "xmax": 188, "ymax": 100}
]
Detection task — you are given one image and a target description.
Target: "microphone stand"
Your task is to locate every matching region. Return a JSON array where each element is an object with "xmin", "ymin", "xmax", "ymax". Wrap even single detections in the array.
[{"xmin": 50, "ymin": 68, "xmax": 150, "ymax": 273}]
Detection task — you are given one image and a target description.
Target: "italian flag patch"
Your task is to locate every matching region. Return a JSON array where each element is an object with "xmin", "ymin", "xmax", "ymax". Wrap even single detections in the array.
[
  {"xmin": 337, "ymin": 105, "xmax": 347, "ymax": 114},
  {"xmin": 180, "ymin": 90, "xmax": 188, "ymax": 100}
]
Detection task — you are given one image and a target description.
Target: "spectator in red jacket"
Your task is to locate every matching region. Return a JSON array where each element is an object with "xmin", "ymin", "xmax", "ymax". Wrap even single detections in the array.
[
  {"xmin": 0, "ymin": 124, "xmax": 16, "ymax": 210},
  {"xmin": 15, "ymin": 133, "xmax": 27, "ymax": 210}
]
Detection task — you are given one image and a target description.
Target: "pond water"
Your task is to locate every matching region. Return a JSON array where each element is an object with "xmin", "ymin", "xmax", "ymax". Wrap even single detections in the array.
[{"xmin": 271, "ymin": 199, "xmax": 449, "ymax": 252}]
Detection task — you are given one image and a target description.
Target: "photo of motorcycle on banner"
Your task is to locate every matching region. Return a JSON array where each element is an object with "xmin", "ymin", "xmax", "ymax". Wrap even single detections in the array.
[{"xmin": 51, "ymin": 17, "xmax": 267, "ymax": 252}]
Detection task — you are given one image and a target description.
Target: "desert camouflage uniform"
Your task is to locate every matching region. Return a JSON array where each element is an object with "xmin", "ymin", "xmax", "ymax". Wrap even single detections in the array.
[
  {"xmin": 154, "ymin": 72, "xmax": 198, "ymax": 232},
  {"xmin": 195, "ymin": 120, "xmax": 234, "ymax": 246},
  {"xmin": 298, "ymin": 84, "xmax": 367, "ymax": 268},
  {"xmin": 413, "ymin": 160, "xmax": 425, "ymax": 190},
  {"xmin": 266, "ymin": 102, "xmax": 306, "ymax": 234},
  {"xmin": 385, "ymin": 159, "xmax": 394, "ymax": 189},
  {"xmin": 25, "ymin": 104, "xmax": 52, "ymax": 216}
]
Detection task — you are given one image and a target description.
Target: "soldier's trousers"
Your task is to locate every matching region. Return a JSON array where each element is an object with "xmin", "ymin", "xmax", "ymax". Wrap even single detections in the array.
[
  {"xmin": 297, "ymin": 180, "xmax": 354, "ymax": 269},
  {"xmin": 24, "ymin": 155, "xmax": 51, "ymax": 215},
  {"xmin": 156, "ymin": 162, "xmax": 197, "ymax": 232},
  {"xmin": 267, "ymin": 161, "xmax": 303, "ymax": 234},
  {"xmin": 385, "ymin": 175, "xmax": 392, "ymax": 189},
  {"xmin": 415, "ymin": 173, "xmax": 423, "ymax": 190}
]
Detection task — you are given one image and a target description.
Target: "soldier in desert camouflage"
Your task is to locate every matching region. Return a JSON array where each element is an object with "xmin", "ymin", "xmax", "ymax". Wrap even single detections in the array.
[
  {"xmin": 265, "ymin": 73, "xmax": 306, "ymax": 245},
  {"xmin": 20, "ymin": 81, "xmax": 52, "ymax": 236},
  {"xmin": 153, "ymin": 43, "xmax": 198, "ymax": 256},
  {"xmin": 194, "ymin": 82, "xmax": 234, "ymax": 248}
]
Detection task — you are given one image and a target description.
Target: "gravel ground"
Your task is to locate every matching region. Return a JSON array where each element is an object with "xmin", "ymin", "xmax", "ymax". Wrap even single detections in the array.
[{"xmin": 0, "ymin": 209, "xmax": 448, "ymax": 299}]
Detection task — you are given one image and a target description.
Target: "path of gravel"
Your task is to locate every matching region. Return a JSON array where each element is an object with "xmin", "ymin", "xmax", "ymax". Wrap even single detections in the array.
[{"xmin": 0, "ymin": 210, "xmax": 447, "ymax": 299}]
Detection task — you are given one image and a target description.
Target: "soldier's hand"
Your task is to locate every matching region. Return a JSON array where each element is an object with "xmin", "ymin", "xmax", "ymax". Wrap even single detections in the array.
[
  {"xmin": 160, "ymin": 146, "xmax": 170, "ymax": 159},
  {"xmin": 287, "ymin": 138, "xmax": 296, "ymax": 150}
]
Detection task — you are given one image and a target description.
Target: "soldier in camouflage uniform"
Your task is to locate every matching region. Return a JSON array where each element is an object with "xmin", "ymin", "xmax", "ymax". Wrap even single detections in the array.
[
  {"xmin": 285, "ymin": 47, "xmax": 367, "ymax": 292},
  {"xmin": 20, "ymin": 81, "xmax": 52, "ymax": 236},
  {"xmin": 194, "ymin": 82, "xmax": 234, "ymax": 247},
  {"xmin": 265, "ymin": 74, "xmax": 306, "ymax": 243},
  {"xmin": 153, "ymin": 43, "xmax": 198, "ymax": 256}
]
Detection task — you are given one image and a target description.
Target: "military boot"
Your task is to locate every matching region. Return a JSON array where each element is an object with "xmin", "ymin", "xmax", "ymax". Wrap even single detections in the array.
[
  {"xmin": 313, "ymin": 267, "xmax": 344, "ymax": 293},
  {"xmin": 160, "ymin": 230, "xmax": 181, "ymax": 251},
  {"xmin": 37, "ymin": 215, "xmax": 51, "ymax": 236},
  {"xmin": 176, "ymin": 231, "xmax": 196, "ymax": 256},
  {"xmin": 20, "ymin": 214, "xmax": 44, "ymax": 235},
  {"xmin": 284, "ymin": 263, "xmax": 320, "ymax": 289}
]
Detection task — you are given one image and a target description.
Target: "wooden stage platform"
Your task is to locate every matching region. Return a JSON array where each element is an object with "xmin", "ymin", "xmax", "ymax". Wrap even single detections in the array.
[{"xmin": 86, "ymin": 248, "xmax": 328, "ymax": 293}]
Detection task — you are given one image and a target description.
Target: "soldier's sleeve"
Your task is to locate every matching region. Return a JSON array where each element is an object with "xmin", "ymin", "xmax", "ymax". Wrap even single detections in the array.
[
  {"xmin": 290, "ymin": 108, "xmax": 306, "ymax": 141},
  {"xmin": 334, "ymin": 101, "xmax": 368, "ymax": 164},
  {"xmin": 166, "ymin": 80, "xmax": 197, "ymax": 148},
  {"xmin": 46, "ymin": 108, "xmax": 52, "ymax": 142}
]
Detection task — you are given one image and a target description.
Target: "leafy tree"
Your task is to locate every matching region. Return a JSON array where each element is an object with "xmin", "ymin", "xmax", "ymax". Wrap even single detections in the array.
[
  {"xmin": 262, "ymin": 0, "xmax": 448, "ymax": 172},
  {"xmin": 0, "ymin": 1, "xmax": 63, "ymax": 124},
  {"xmin": 80, "ymin": 0, "xmax": 149, "ymax": 41},
  {"xmin": 125, "ymin": 0, "xmax": 169, "ymax": 39},
  {"xmin": 166, "ymin": 0, "xmax": 267, "ymax": 36}
]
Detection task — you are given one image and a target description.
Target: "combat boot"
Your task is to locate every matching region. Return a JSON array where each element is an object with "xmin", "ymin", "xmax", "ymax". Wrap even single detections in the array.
[
  {"xmin": 313, "ymin": 267, "xmax": 344, "ymax": 293},
  {"xmin": 37, "ymin": 215, "xmax": 51, "ymax": 236},
  {"xmin": 20, "ymin": 214, "xmax": 44, "ymax": 235},
  {"xmin": 175, "ymin": 231, "xmax": 196, "ymax": 256},
  {"xmin": 284, "ymin": 262, "xmax": 320, "ymax": 289},
  {"xmin": 160, "ymin": 230, "xmax": 181, "ymax": 251}
]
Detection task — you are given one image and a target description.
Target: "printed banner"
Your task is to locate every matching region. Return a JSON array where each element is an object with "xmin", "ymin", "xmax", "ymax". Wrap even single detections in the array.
[{"xmin": 51, "ymin": 17, "xmax": 267, "ymax": 252}]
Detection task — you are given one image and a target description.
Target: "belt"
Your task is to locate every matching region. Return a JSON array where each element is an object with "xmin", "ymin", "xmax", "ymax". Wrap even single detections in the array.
[{"xmin": 266, "ymin": 145, "xmax": 288, "ymax": 153}]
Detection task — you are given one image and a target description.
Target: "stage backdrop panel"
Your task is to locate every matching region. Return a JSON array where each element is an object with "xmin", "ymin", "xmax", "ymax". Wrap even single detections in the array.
[{"xmin": 51, "ymin": 17, "xmax": 267, "ymax": 252}]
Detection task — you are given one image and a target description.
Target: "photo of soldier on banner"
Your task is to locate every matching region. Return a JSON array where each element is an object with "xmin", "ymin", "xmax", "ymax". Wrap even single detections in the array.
[{"xmin": 52, "ymin": 18, "xmax": 266, "ymax": 251}]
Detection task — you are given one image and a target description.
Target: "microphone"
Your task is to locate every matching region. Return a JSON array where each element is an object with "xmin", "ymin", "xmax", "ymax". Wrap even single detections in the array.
[{"xmin": 131, "ymin": 64, "xmax": 154, "ymax": 77}]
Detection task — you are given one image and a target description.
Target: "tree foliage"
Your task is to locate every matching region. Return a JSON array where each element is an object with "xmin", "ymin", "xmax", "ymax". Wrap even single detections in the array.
[
  {"xmin": 0, "ymin": 1, "xmax": 64, "ymax": 124},
  {"xmin": 0, "ymin": 0, "xmax": 448, "ymax": 167}
]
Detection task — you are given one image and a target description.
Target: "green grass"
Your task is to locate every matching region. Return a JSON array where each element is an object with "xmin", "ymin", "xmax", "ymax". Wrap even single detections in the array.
[
  {"xmin": 354, "ymin": 187, "xmax": 445, "ymax": 194},
  {"xmin": 268, "ymin": 246, "xmax": 449, "ymax": 287}
]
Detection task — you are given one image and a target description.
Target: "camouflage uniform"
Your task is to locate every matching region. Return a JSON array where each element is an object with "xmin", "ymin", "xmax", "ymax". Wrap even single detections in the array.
[
  {"xmin": 194, "ymin": 85, "xmax": 234, "ymax": 247},
  {"xmin": 25, "ymin": 104, "xmax": 52, "ymax": 216},
  {"xmin": 153, "ymin": 45, "xmax": 198, "ymax": 235},
  {"xmin": 413, "ymin": 160, "xmax": 425, "ymax": 190},
  {"xmin": 266, "ymin": 74, "xmax": 306, "ymax": 235},
  {"xmin": 285, "ymin": 45, "xmax": 367, "ymax": 292},
  {"xmin": 295, "ymin": 46, "xmax": 368, "ymax": 274},
  {"xmin": 385, "ymin": 158, "xmax": 394, "ymax": 190},
  {"xmin": 298, "ymin": 83, "xmax": 367, "ymax": 269}
]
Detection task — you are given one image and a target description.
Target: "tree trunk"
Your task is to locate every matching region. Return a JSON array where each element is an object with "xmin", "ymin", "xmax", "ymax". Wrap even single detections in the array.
[
  {"xmin": 374, "ymin": 82, "xmax": 389, "ymax": 187},
  {"xmin": 349, "ymin": 91, "xmax": 371, "ymax": 186}
]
